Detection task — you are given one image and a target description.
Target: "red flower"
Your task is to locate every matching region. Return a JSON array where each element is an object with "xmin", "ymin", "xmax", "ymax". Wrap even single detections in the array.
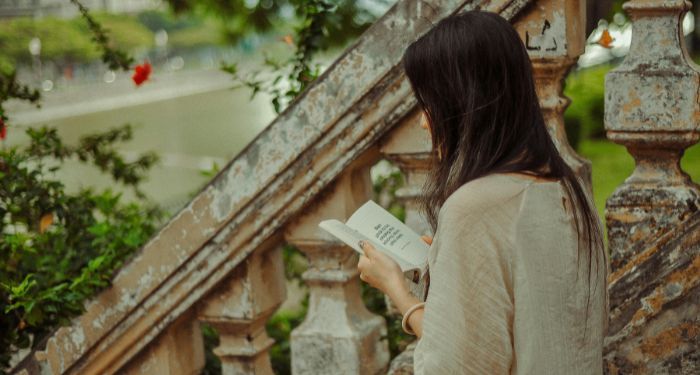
[
  {"xmin": 0, "ymin": 118, "xmax": 6, "ymax": 140},
  {"xmin": 132, "ymin": 62, "xmax": 152, "ymax": 86}
]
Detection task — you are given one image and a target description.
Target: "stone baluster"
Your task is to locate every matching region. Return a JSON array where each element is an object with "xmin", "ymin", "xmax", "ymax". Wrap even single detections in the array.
[
  {"xmin": 284, "ymin": 165, "xmax": 389, "ymax": 375},
  {"xmin": 379, "ymin": 109, "xmax": 433, "ymax": 374},
  {"xmin": 604, "ymin": 0, "xmax": 700, "ymax": 271},
  {"xmin": 380, "ymin": 108, "xmax": 434, "ymax": 237},
  {"xmin": 379, "ymin": 109, "xmax": 433, "ymax": 311},
  {"xmin": 515, "ymin": 0, "xmax": 592, "ymax": 189},
  {"xmin": 197, "ymin": 244, "xmax": 287, "ymax": 374}
]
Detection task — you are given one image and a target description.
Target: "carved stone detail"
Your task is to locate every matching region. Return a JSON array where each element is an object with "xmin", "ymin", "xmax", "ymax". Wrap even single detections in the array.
[
  {"xmin": 284, "ymin": 167, "xmax": 389, "ymax": 375},
  {"xmin": 515, "ymin": 0, "xmax": 592, "ymax": 189},
  {"xmin": 604, "ymin": 0, "xmax": 700, "ymax": 272},
  {"xmin": 380, "ymin": 108, "xmax": 433, "ymax": 237},
  {"xmin": 198, "ymin": 246, "xmax": 287, "ymax": 375}
]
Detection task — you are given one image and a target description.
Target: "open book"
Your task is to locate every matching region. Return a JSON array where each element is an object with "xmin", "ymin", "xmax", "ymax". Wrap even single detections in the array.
[{"xmin": 318, "ymin": 200, "xmax": 429, "ymax": 277}]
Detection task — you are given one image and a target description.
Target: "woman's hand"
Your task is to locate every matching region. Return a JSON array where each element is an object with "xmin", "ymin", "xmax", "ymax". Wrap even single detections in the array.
[
  {"xmin": 357, "ymin": 240, "xmax": 407, "ymax": 297},
  {"xmin": 357, "ymin": 235, "xmax": 432, "ymax": 295},
  {"xmin": 357, "ymin": 237, "xmax": 430, "ymax": 338}
]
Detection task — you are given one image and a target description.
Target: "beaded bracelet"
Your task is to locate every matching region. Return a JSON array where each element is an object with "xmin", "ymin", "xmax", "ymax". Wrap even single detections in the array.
[{"xmin": 401, "ymin": 302, "xmax": 426, "ymax": 335}]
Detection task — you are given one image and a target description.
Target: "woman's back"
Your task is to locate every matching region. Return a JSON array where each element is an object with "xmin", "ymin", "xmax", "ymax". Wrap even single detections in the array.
[{"xmin": 413, "ymin": 173, "xmax": 608, "ymax": 374}]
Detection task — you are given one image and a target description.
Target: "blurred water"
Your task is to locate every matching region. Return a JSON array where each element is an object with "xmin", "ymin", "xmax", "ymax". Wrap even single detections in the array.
[{"xmin": 4, "ymin": 68, "xmax": 276, "ymax": 214}]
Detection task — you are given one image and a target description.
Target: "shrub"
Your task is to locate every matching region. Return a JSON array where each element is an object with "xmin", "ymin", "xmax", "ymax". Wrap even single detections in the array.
[{"xmin": 0, "ymin": 125, "xmax": 162, "ymax": 370}]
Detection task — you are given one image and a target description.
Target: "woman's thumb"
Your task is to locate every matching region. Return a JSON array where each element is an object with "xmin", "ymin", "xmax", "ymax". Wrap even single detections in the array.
[{"xmin": 359, "ymin": 240, "xmax": 375, "ymax": 256}]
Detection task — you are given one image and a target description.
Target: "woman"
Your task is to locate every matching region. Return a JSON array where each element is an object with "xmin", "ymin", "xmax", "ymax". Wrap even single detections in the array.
[{"xmin": 356, "ymin": 10, "xmax": 609, "ymax": 374}]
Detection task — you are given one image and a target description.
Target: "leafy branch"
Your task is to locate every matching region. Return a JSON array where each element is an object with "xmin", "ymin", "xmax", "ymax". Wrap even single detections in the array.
[
  {"xmin": 0, "ymin": 71, "xmax": 41, "ymax": 125},
  {"xmin": 69, "ymin": 0, "xmax": 134, "ymax": 72},
  {"xmin": 0, "ymin": 125, "xmax": 162, "ymax": 369},
  {"xmin": 221, "ymin": 0, "xmax": 335, "ymax": 114},
  {"xmin": 25, "ymin": 125, "xmax": 159, "ymax": 198}
]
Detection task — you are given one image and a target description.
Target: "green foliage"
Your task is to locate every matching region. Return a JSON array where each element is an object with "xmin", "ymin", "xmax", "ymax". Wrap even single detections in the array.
[
  {"xmin": 220, "ymin": 0, "xmax": 335, "ymax": 113},
  {"xmin": 137, "ymin": 10, "xmax": 224, "ymax": 50},
  {"xmin": 0, "ymin": 17, "xmax": 99, "ymax": 66},
  {"xmin": 200, "ymin": 323, "xmax": 222, "ymax": 375},
  {"xmin": 137, "ymin": 9, "xmax": 202, "ymax": 32},
  {"xmin": 165, "ymin": 0, "xmax": 382, "ymax": 46},
  {"xmin": 168, "ymin": 22, "xmax": 224, "ymax": 50},
  {"xmin": 0, "ymin": 14, "xmax": 150, "ymax": 69},
  {"xmin": 563, "ymin": 64, "xmax": 611, "ymax": 148},
  {"xmin": 267, "ymin": 302, "xmax": 308, "ymax": 374},
  {"xmin": 219, "ymin": 0, "xmax": 385, "ymax": 113},
  {"xmin": 166, "ymin": 0, "xmax": 286, "ymax": 39},
  {"xmin": 69, "ymin": 0, "xmax": 134, "ymax": 71},
  {"xmin": 0, "ymin": 70, "xmax": 41, "ymax": 126},
  {"xmin": 0, "ymin": 125, "xmax": 162, "ymax": 370}
]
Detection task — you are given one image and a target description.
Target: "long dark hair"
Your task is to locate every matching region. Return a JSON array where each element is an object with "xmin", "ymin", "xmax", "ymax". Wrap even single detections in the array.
[{"xmin": 402, "ymin": 10, "xmax": 604, "ymax": 313}]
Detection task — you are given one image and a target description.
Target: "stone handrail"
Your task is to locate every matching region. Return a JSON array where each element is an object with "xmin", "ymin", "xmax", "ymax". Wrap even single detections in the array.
[{"xmin": 11, "ymin": 0, "xmax": 539, "ymax": 373}]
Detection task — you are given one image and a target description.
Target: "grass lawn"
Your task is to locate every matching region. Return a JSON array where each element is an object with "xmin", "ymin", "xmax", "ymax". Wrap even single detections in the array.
[{"xmin": 578, "ymin": 139, "xmax": 700, "ymax": 223}]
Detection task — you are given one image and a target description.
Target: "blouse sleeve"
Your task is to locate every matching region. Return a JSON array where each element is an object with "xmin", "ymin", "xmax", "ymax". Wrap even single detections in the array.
[{"xmin": 413, "ymin": 201, "xmax": 515, "ymax": 374}]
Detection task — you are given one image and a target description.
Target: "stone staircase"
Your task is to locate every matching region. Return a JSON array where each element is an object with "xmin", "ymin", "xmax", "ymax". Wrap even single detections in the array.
[{"xmin": 10, "ymin": 0, "xmax": 700, "ymax": 374}]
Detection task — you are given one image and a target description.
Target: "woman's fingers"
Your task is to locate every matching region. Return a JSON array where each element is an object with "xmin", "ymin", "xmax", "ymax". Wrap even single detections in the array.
[
  {"xmin": 358, "ymin": 254, "xmax": 369, "ymax": 269},
  {"xmin": 358, "ymin": 240, "xmax": 377, "ymax": 257},
  {"xmin": 357, "ymin": 254, "xmax": 370, "ymax": 283},
  {"xmin": 420, "ymin": 235, "xmax": 433, "ymax": 245}
]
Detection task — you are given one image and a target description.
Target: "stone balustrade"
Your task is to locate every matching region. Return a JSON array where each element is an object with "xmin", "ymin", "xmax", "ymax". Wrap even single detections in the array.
[
  {"xmin": 284, "ymin": 164, "xmax": 390, "ymax": 374},
  {"xmin": 603, "ymin": 0, "xmax": 700, "ymax": 373},
  {"xmin": 605, "ymin": 0, "xmax": 700, "ymax": 273},
  {"xmin": 197, "ymin": 246, "xmax": 286, "ymax": 374},
  {"xmin": 10, "ymin": 1, "xmax": 538, "ymax": 374}
]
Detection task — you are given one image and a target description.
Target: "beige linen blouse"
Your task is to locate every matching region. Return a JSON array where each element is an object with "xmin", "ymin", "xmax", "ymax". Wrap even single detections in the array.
[{"xmin": 413, "ymin": 173, "xmax": 609, "ymax": 374}]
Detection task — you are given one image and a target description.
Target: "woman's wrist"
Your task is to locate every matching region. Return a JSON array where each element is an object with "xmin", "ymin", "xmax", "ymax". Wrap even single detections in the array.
[{"xmin": 387, "ymin": 278, "xmax": 421, "ymax": 315}]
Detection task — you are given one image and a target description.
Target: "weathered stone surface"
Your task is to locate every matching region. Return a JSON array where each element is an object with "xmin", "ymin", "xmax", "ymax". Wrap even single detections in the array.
[
  {"xmin": 515, "ymin": 0, "xmax": 592, "ymax": 189},
  {"xmin": 604, "ymin": 0, "xmax": 700, "ymax": 272},
  {"xmin": 387, "ymin": 342, "xmax": 418, "ymax": 375},
  {"xmin": 603, "ymin": 1, "xmax": 700, "ymax": 373},
  {"xmin": 120, "ymin": 311, "xmax": 205, "ymax": 375},
  {"xmin": 604, "ymin": 210, "xmax": 700, "ymax": 374},
  {"xmin": 380, "ymin": 108, "xmax": 433, "ymax": 238},
  {"xmin": 379, "ymin": 109, "xmax": 433, "ymax": 316},
  {"xmin": 197, "ymin": 246, "xmax": 286, "ymax": 375},
  {"xmin": 285, "ymin": 168, "xmax": 390, "ymax": 375}
]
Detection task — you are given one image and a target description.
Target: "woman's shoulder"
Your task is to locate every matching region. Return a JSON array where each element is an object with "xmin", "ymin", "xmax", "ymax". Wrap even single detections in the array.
[{"xmin": 441, "ymin": 173, "xmax": 534, "ymax": 213}]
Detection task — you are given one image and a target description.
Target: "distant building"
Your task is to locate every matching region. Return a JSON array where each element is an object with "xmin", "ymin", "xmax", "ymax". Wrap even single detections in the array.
[{"xmin": 0, "ymin": 0, "xmax": 162, "ymax": 19}]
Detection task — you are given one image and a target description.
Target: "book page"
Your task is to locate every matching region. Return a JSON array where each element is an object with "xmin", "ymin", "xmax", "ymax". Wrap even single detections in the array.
[
  {"xmin": 319, "ymin": 219, "xmax": 418, "ymax": 272},
  {"xmin": 346, "ymin": 200, "xmax": 428, "ymax": 271},
  {"xmin": 318, "ymin": 219, "xmax": 372, "ymax": 255}
]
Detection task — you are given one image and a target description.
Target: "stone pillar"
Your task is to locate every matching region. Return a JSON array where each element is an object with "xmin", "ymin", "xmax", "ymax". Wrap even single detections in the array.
[
  {"xmin": 604, "ymin": 0, "xmax": 700, "ymax": 272},
  {"xmin": 380, "ymin": 109, "xmax": 433, "ymax": 310},
  {"xmin": 515, "ymin": 0, "xmax": 592, "ymax": 189},
  {"xmin": 198, "ymin": 245, "xmax": 287, "ymax": 374},
  {"xmin": 379, "ymin": 110, "xmax": 432, "ymax": 374},
  {"xmin": 380, "ymin": 108, "xmax": 433, "ymax": 237},
  {"xmin": 284, "ymin": 167, "xmax": 389, "ymax": 375}
]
